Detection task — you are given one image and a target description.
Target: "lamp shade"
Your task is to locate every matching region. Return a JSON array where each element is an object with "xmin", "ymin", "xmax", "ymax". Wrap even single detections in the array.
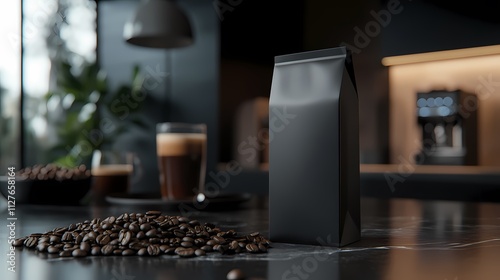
[{"xmin": 123, "ymin": 0, "xmax": 194, "ymax": 48}]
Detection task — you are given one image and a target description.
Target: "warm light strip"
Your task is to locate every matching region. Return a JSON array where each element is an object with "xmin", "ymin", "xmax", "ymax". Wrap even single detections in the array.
[{"xmin": 381, "ymin": 45, "xmax": 500, "ymax": 66}]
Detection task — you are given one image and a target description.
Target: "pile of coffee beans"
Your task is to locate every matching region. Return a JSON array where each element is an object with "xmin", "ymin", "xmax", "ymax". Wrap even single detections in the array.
[
  {"xmin": 13, "ymin": 211, "xmax": 270, "ymax": 258},
  {"xmin": 17, "ymin": 164, "xmax": 91, "ymax": 181}
]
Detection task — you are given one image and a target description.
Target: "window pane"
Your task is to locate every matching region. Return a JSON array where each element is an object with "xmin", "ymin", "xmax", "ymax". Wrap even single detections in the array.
[
  {"xmin": 22, "ymin": 0, "xmax": 97, "ymax": 167},
  {"xmin": 0, "ymin": 2, "xmax": 21, "ymax": 170}
]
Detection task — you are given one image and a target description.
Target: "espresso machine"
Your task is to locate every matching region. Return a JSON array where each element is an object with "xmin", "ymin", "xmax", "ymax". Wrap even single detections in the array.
[{"xmin": 415, "ymin": 90, "xmax": 477, "ymax": 165}]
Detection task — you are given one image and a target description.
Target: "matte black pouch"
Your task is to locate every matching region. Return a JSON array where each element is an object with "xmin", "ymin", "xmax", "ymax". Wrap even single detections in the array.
[{"xmin": 269, "ymin": 46, "xmax": 360, "ymax": 247}]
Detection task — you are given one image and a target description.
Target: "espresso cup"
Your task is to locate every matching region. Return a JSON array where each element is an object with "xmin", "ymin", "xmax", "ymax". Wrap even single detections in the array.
[
  {"xmin": 156, "ymin": 123, "xmax": 207, "ymax": 201},
  {"xmin": 90, "ymin": 150, "xmax": 141, "ymax": 205}
]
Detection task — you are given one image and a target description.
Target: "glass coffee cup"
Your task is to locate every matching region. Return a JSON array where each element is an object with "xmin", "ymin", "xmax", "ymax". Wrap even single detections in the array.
[
  {"xmin": 156, "ymin": 123, "xmax": 207, "ymax": 201},
  {"xmin": 90, "ymin": 150, "xmax": 141, "ymax": 205}
]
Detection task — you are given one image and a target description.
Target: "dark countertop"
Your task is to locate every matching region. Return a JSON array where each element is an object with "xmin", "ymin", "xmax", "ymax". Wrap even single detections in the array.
[{"xmin": 1, "ymin": 196, "xmax": 499, "ymax": 280}]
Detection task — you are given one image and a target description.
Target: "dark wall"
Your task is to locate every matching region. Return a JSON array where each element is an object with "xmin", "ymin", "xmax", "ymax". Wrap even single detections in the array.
[
  {"xmin": 220, "ymin": 0, "xmax": 500, "ymax": 167},
  {"xmin": 98, "ymin": 0, "xmax": 219, "ymax": 193},
  {"xmin": 382, "ymin": 0, "xmax": 500, "ymax": 56}
]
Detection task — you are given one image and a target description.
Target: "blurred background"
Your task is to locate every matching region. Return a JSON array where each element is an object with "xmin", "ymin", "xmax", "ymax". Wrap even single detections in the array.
[{"xmin": 1, "ymin": 0, "xmax": 500, "ymax": 200}]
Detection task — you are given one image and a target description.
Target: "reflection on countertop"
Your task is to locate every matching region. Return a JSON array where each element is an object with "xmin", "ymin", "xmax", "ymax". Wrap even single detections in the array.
[{"xmin": 0, "ymin": 196, "xmax": 499, "ymax": 280}]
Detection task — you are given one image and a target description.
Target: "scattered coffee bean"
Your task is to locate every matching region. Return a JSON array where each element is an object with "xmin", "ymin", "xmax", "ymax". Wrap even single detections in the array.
[{"xmin": 227, "ymin": 268, "xmax": 245, "ymax": 280}]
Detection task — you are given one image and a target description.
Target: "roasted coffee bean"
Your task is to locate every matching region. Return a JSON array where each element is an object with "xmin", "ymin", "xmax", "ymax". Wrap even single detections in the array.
[
  {"xmin": 104, "ymin": 216, "xmax": 116, "ymax": 224},
  {"xmin": 36, "ymin": 242, "xmax": 49, "ymax": 252},
  {"xmin": 245, "ymin": 243, "xmax": 259, "ymax": 253},
  {"xmin": 80, "ymin": 242, "xmax": 90, "ymax": 252},
  {"xmin": 159, "ymin": 244, "xmax": 170, "ymax": 252},
  {"xmin": 136, "ymin": 231, "xmax": 146, "ymax": 239},
  {"xmin": 147, "ymin": 244, "xmax": 160, "ymax": 256},
  {"xmin": 194, "ymin": 238, "xmax": 205, "ymax": 246},
  {"xmin": 137, "ymin": 248, "xmax": 148, "ymax": 256},
  {"xmin": 59, "ymin": 250, "xmax": 72, "ymax": 257},
  {"xmin": 165, "ymin": 247, "xmax": 176, "ymax": 255},
  {"xmin": 206, "ymin": 240, "xmax": 217, "ymax": 246},
  {"xmin": 229, "ymin": 241, "xmax": 239, "ymax": 250},
  {"xmin": 201, "ymin": 245, "xmax": 212, "ymax": 252},
  {"xmin": 121, "ymin": 231, "xmax": 132, "ymax": 246},
  {"xmin": 146, "ymin": 210, "xmax": 161, "ymax": 216},
  {"xmin": 140, "ymin": 223, "xmax": 151, "ymax": 231},
  {"xmin": 62, "ymin": 232, "xmax": 73, "ymax": 242},
  {"xmin": 38, "ymin": 236, "xmax": 50, "ymax": 243},
  {"xmin": 213, "ymin": 236, "xmax": 226, "ymax": 244},
  {"xmin": 72, "ymin": 249, "xmax": 87, "ymax": 257},
  {"xmin": 74, "ymin": 234, "xmax": 83, "ymax": 244},
  {"xmin": 46, "ymin": 245, "xmax": 58, "ymax": 254},
  {"xmin": 218, "ymin": 245, "xmax": 230, "ymax": 254},
  {"xmin": 13, "ymin": 211, "xmax": 271, "ymax": 259},
  {"xmin": 50, "ymin": 235, "xmax": 61, "ymax": 243},
  {"xmin": 101, "ymin": 244, "xmax": 114, "ymax": 256},
  {"xmin": 145, "ymin": 229, "xmax": 157, "ymax": 238},
  {"xmin": 226, "ymin": 268, "xmax": 245, "ymax": 280},
  {"xmin": 13, "ymin": 238, "xmax": 26, "ymax": 247},
  {"xmin": 258, "ymin": 243, "xmax": 267, "ymax": 252},
  {"xmin": 195, "ymin": 249, "xmax": 206, "ymax": 256},
  {"xmin": 96, "ymin": 234, "xmax": 111, "ymax": 245},
  {"xmin": 64, "ymin": 245, "xmax": 79, "ymax": 251},
  {"xmin": 91, "ymin": 246, "xmax": 101, "ymax": 256},
  {"xmin": 170, "ymin": 237, "xmax": 181, "ymax": 246},
  {"xmin": 173, "ymin": 230, "xmax": 185, "ymax": 237},
  {"xmin": 177, "ymin": 248, "xmax": 195, "ymax": 258},
  {"xmin": 182, "ymin": 236, "xmax": 194, "ymax": 243},
  {"xmin": 122, "ymin": 249, "xmax": 135, "ymax": 256},
  {"xmin": 128, "ymin": 223, "xmax": 140, "ymax": 233},
  {"xmin": 24, "ymin": 236, "xmax": 38, "ymax": 248},
  {"xmin": 129, "ymin": 242, "xmax": 144, "ymax": 251},
  {"xmin": 149, "ymin": 238, "xmax": 161, "ymax": 244}
]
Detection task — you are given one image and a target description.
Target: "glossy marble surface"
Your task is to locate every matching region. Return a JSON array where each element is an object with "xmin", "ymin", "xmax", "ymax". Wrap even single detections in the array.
[{"xmin": 1, "ymin": 196, "xmax": 499, "ymax": 280}]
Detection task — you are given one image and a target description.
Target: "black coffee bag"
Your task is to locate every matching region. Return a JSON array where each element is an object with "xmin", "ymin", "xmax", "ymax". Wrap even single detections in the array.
[{"xmin": 269, "ymin": 46, "xmax": 360, "ymax": 247}]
